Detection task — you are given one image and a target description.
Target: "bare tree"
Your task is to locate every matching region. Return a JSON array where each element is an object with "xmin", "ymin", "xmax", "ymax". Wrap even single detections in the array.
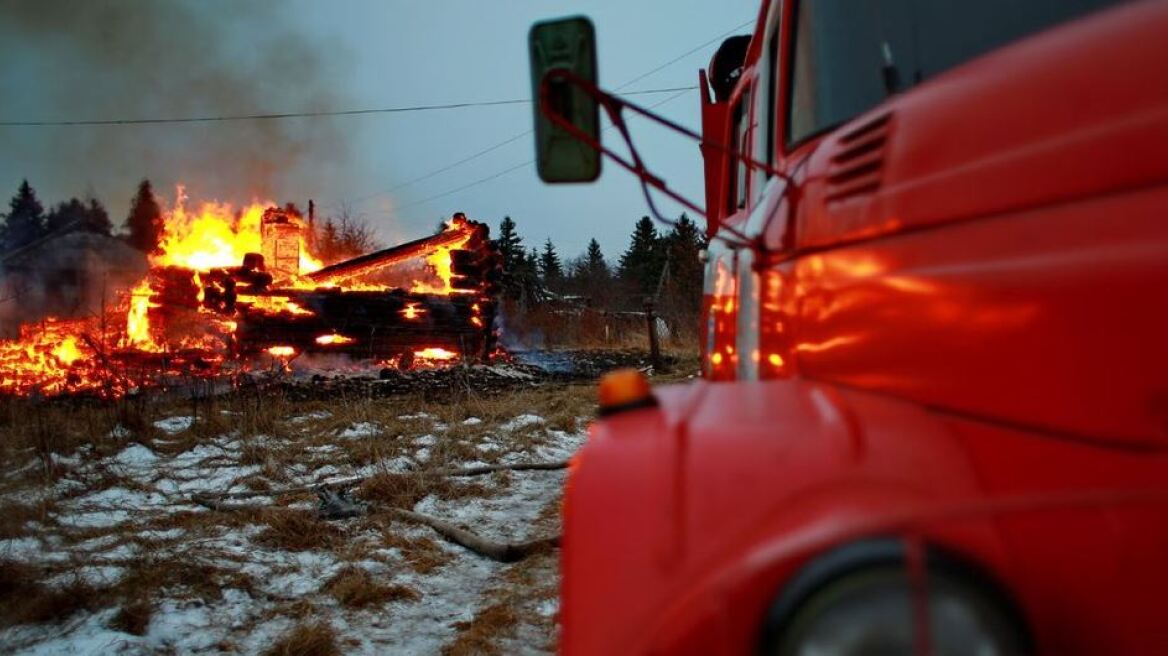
[{"xmin": 316, "ymin": 202, "xmax": 381, "ymax": 263}]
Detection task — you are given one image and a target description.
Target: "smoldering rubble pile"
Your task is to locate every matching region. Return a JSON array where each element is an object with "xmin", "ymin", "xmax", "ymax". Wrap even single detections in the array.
[{"xmin": 262, "ymin": 349, "xmax": 670, "ymax": 401}]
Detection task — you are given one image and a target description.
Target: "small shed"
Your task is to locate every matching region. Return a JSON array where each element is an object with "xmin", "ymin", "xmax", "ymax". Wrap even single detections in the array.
[{"xmin": 0, "ymin": 229, "xmax": 147, "ymax": 337}]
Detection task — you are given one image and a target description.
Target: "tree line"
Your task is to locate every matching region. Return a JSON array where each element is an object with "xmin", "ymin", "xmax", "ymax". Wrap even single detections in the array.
[
  {"xmin": 0, "ymin": 178, "xmax": 166, "ymax": 255},
  {"xmin": 0, "ymin": 179, "xmax": 379, "ymax": 261},
  {"xmin": 492, "ymin": 213, "xmax": 706, "ymax": 320}
]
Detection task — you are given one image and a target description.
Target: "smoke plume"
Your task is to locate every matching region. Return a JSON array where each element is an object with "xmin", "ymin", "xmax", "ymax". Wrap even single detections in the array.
[{"xmin": 0, "ymin": 0, "xmax": 351, "ymax": 214}]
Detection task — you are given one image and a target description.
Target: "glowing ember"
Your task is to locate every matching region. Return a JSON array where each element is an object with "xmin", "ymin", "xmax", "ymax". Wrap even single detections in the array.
[
  {"xmin": 267, "ymin": 346, "xmax": 297, "ymax": 357},
  {"xmin": 401, "ymin": 302, "xmax": 425, "ymax": 320},
  {"xmin": 51, "ymin": 335, "xmax": 83, "ymax": 366},
  {"xmin": 241, "ymin": 295, "xmax": 315, "ymax": 317},
  {"xmin": 314, "ymin": 334, "xmax": 355, "ymax": 346},
  {"xmin": 414, "ymin": 347, "xmax": 458, "ymax": 361}
]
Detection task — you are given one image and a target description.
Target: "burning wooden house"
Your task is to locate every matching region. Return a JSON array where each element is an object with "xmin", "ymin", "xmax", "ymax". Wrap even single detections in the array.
[{"xmin": 0, "ymin": 200, "xmax": 502, "ymax": 397}]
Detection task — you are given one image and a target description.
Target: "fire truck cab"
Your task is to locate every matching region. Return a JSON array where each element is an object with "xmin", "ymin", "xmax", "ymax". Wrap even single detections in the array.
[{"xmin": 533, "ymin": 1, "xmax": 1168, "ymax": 654}]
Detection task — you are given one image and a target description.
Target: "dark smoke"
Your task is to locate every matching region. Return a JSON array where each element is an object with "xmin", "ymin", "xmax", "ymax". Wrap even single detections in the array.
[{"xmin": 0, "ymin": 0, "xmax": 351, "ymax": 213}]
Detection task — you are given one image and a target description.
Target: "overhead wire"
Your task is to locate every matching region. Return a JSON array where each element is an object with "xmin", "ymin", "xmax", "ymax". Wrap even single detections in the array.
[
  {"xmin": 389, "ymin": 87, "xmax": 695, "ymax": 217},
  {"xmin": 366, "ymin": 17, "xmax": 755, "ymax": 215},
  {"xmin": 0, "ymin": 86, "xmax": 695, "ymax": 128}
]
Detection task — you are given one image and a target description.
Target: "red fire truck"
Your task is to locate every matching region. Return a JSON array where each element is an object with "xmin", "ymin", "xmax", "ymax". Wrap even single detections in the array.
[{"xmin": 530, "ymin": 1, "xmax": 1168, "ymax": 654}]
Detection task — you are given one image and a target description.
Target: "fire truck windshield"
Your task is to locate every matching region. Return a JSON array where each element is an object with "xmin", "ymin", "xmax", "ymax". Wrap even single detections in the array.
[{"xmin": 787, "ymin": 0, "xmax": 1122, "ymax": 146}]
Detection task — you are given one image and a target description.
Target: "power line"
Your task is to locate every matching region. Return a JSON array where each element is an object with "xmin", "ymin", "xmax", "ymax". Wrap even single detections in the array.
[
  {"xmin": 613, "ymin": 18, "xmax": 753, "ymax": 91},
  {"xmin": 0, "ymin": 86, "xmax": 694, "ymax": 127},
  {"xmin": 353, "ymin": 17, "xmax": 753, "ymax": 210},
  {"xmin": 390, "ymin": 86, "xmax": 696, "ymax": 218}
]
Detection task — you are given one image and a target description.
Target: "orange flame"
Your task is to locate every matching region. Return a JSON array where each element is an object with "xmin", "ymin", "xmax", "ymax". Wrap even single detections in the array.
[
  {"xmin": 401, "ymin": 302, "xmax": 425, "ymax": 320},
  {"xmin": 315, "ymin": 334, "xmax": 355, "ymax": 346},
  {"xmin": 414, "ymin": 347, "xmax": 458, "ymax": 361},
  {"xmin": 410, "ymin": 217, "xmax": 476, "ymax": 295}
]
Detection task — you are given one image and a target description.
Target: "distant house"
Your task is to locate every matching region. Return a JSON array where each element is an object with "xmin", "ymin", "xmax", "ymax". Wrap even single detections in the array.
[{"xmin": 0, "ymin": 228, "xmax": 147, "ymax": 337}]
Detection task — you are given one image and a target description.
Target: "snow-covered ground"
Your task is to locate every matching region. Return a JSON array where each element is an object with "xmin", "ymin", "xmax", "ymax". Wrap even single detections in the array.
[{"xmin": 0, "ymin": 399, "xmax": 588, "ymax": 655}]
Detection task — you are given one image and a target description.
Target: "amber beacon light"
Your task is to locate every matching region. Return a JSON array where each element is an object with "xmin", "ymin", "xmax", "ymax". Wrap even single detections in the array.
[{"xmin": 597, "ymin": 368, "xmax": 657, "ymax": 416}]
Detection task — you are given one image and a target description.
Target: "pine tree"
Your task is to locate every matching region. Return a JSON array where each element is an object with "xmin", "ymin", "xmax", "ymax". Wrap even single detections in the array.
[
  {"xmin": 125, "ymin": 179, "xmax": 163, "ymax": 253},
  {"xmin": 43, "ymin": 197, "xmax": 111, "ymax": 236},
  {"xmin": 663, "ymin": 213, "xmax": 706, "ymax": 317},
  {"xmin": 618, "ymin": 216, "xmax": 665, "ymax": 296},
  {"xmin": 584, "ymin": 238, "xmax": 609, "ymax": 281},
  {"xmin": 46, "ymin": 198, "xmax": 89, "ymax": 234},
  {"xmin": 1, "ymin": 180, "xmax": 48, "ymax": 252},
  {"xmin": 496, "ymin": 216, "xmax": 523, "ymax": 271},
  {"xmin": 539, "ymin": 239, "xmax": 563, "ymax": 289},
  {"xmin": 85, "ymin": 198, "xmax": 113, "ymax": 235}
]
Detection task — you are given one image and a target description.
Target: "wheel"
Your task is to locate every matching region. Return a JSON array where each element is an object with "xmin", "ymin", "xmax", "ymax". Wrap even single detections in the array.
[{"xmin": 768, "ymin": 566, "xmax": 1029, "ymax": 656}]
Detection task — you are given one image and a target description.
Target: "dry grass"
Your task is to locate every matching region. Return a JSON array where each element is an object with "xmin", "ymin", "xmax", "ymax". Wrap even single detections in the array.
[
  {"xmin": 265, "ymin": 620, "xmax": 341, "ymax": 656},
  {"xmin": 323, "ymin": 566, "xmax": 421, "ymax": 608},
  {"xmin": 113, "ymin": 557, "xmax": 258, "ymax": 607},
  {"xmin": 254, "ymin": 509, "xmax": 342, "ymax": 552},
  {"xmin": 443, "ymin": 602, "xmax": 520, "ymax": 656},
  {"xmin": 0, "ymin": 560, "xmax": 104, "ymax": 628},
  {"xmin": 375, "ymin": 529, "xmax": 453, "ymax": 575},
  {"xmin": 357, "ymin": 472, "xmax": 491, "ymax": 510},
  {"xmin": 110, "ymin": 598, "xmax": 152, "ymax": 635},
  {"xmin": 0, "ymin": 500, "xmax": 53, "ymax": 539}
]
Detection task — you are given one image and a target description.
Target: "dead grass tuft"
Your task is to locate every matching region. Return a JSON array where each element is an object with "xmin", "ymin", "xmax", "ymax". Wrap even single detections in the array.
[
  {"xmin": 110, "ymin": 598, "xmax": 152, "ymax": 635},
  {"xmin": 443, "ymin": 602, "xmax": 519, "ymax": 656},
  {"xmin": 323, "ymin": 566, "xmax": 421, "ymax": 608},
  {"xmin": 358, "ymin": 472, "xmax": 492, "ymax": 511},
  {"xmin": 255, "ymin": 509, "xmax": 341, "ymax": 551},
  {"xmin": 376, "ymin": 530, "xmax": 452, "ymax": 574},
  {"xmin": 0, "ymin": 560, "xmax": 106, "ymax": 627},
  {"xmin": 0, "ymin": 562, "xmax": 103, "ymax": 628},
  {"xmin": 265, "ymin": 620, "xmax": 341, "ymax": 656},
  {"xmin": 0, "ymin": 501, "xmax": 50, "ymax": 539},
  {"xmin": 114, "ymin": 557, "xmax": 255, "ymax": 605}
]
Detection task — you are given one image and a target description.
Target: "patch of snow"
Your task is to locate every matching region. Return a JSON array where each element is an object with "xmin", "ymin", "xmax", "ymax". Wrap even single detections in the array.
[
  {"xmin": 154, "ymin": 416, "xmax": 195, "ymax": 434},
  {"xmin": 49, "ymin": 564, "xmax": 125, "ymax": 587},
  {"xmin": 501, "ymin": 414, "xmax": 545, "ymax": 431},
  {"xmin": 51, "ymin": 453, "xmax": 82, "ymax": 468},
  {"xmin": 75, "ymin": 535, "xmax": 120, "ymax": 552},
  {"xmin": 462, "ymin": 417, "xmax": 483, "ymax": 426},
  {"xmin": 338, "ymin": 422, "xmax": 381, "ymax": 439},
  {"xmin": 381, "ymin": 456, "xmax": 414, "ymax": 473},
  {"xmin": 0, "ymin": 536, "xmax": 42, "ymax": 560},
  {"xmin": 112, "ymin": 443, "xmax": 158, "ymax": 468},
  {"xmin": 537, "ymin": 597, "xmax": 559, "ymax": 618},
  {"xmin": 312, "ymin": 465, "xmax": 341, "ymax": 480},
  {"xmin": 137, "ymin": 528, "xmax": 185, "ymax": 541},
  {"xmin": 397, "ymin": 412, "xmax": 435, "ymax": 421},
  {"xmin": 414, "ymin": 434, "xmax": 437, "ymax": 447},
  {"xmin": 289, "ymin": 410, "xmax": 332, "ymax": 424}
]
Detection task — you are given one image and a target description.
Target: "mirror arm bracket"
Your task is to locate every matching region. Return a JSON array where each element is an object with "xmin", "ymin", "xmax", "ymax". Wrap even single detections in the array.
[{"xmin": 539, "ymin": 68, "xmax": 787, "ymax": 249}]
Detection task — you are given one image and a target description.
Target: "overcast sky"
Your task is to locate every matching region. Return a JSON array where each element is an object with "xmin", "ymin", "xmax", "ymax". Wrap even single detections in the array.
[{"xmin": 0, "ymin": 0, "xmax": 758, "ymax": 261}]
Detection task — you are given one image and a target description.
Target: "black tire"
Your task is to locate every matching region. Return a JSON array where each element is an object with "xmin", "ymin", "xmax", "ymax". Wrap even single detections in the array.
[{"xmin": 759, "ymin": 540, "xmax": 1032, "ymax": 656}]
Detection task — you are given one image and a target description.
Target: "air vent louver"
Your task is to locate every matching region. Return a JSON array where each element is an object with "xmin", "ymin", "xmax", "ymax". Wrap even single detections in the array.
[{"xmin": 825, "ymin": 113, "xmax": 891, "ymax": 203}]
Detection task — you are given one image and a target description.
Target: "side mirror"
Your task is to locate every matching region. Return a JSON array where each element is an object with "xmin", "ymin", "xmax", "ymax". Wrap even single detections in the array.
[{"xmin": 529, "ymin": 16, "xmax": 601, "ymax": 183}]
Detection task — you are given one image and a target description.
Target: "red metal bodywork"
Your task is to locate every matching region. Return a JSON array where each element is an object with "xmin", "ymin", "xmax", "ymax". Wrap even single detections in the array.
[{"xmin": 559, "ymin": 1, "xmax": 1168, "ymax": 654}]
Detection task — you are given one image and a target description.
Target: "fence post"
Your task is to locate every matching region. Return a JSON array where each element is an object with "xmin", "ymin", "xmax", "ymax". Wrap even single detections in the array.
[{"xmin": 644, "ymin": 296, "xmax": 662, "ymax": 371}]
